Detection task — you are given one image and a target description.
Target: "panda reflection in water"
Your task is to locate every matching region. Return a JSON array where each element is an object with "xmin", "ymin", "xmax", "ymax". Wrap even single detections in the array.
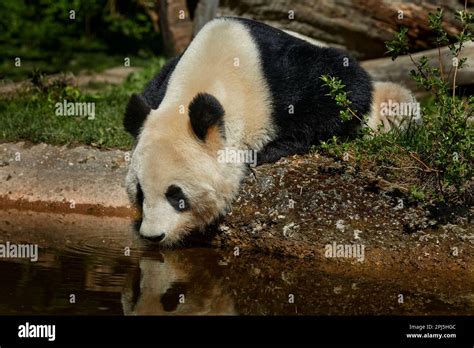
[{"xmin": 124, "ymin": 17, "xmax": 418, "ymax": 246}]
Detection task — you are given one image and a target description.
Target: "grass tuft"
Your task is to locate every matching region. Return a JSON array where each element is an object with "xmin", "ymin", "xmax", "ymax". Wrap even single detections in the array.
[{"xmin": 0, "ymin": 57, "xmax": 166, "ymax": 149}]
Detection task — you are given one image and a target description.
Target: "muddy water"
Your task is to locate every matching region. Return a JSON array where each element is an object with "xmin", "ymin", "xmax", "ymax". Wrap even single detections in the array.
[{"xmin": 0, "ymin": 209, "xmax": 473, "ymax": 315}]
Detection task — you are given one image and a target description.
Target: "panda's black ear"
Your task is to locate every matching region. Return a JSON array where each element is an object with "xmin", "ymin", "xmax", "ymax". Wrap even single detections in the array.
[
  {"xmin": 124, "ymin": 94, "xmax": 151, "ymax": 138},
  {"xmin": 188, "ymin": 93, "xmax": 225, "ymax": 141}
]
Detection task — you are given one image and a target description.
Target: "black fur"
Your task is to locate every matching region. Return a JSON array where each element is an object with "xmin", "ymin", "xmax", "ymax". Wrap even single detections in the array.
[
  {"xmin": 124, "ymin": 94, "xmax": 151, "ymax": 138},
  {"xmin": 165, "ymin": 185, "xmax": 190, "ymax": 212},
  {"xmin": 188, "ymin": 93, "xmax": 225, "ymax": 141},
  {"xmin": 142, "ymin": 55, "xmax": 181, "ymax": 109},
  {"xmin": 230, "ymin": 18, "xmax": 373, "ymax": 164},
  {"xmin": 123, "ymin": 56, "xmax": 181, "ymax": 137},
  {"xmin": 136, "ymin": 182, "xmax": 144, "ymax": 210}
]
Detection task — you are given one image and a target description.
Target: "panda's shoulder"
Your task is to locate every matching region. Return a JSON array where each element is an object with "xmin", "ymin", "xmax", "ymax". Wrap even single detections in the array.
[{"xmin": 142, "ymin": 55, "xmax": 181, "ymax": 109}]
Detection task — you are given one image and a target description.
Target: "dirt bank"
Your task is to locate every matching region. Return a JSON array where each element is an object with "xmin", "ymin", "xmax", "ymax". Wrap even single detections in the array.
[
  {"xmin": 1, "ymin": 142, "xmax": 472, "ymax": 272},
  {"xmin": 214, "ymin": 154, "xmax": 473, "ymax": 263}
]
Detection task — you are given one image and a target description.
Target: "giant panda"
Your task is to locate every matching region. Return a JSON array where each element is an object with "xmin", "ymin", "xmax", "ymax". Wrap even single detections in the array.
[{"xmin": 124, "ymin": 17, "xmax": 417, "ymax": 246}]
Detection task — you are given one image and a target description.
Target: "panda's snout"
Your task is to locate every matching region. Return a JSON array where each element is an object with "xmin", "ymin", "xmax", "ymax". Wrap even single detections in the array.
[
  {"xmin": 141, "ymin": 232, "xmax": 166, "ymax": 243},
  {"xmin": 138, "ymin": 215, "xmax": 168, "ymax": 242}
]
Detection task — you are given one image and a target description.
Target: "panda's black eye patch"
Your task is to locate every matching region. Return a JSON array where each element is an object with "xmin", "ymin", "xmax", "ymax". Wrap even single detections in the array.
[{"xmin": 165, "ymin": 185, "xmax": 190, "ymax": 212}]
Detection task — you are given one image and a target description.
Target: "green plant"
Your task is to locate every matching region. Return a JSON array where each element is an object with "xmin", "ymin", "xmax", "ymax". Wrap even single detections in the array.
[
  {"xmin": 320, "ymin": 5, "xmax": 473, "ymax": 202},
  {"xmin": 387, "ymin": 6, "xmax": 473, "ymax": 195},
  {"xmin": 410, "ymin": 186, "xmax": 426, "ymax": 202},
  {"xmin": 319, "ymin": 75, "xmax": 354, "ymax": 121}
]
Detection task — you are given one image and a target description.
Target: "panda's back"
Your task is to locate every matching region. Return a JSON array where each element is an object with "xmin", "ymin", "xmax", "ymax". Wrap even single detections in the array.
[{"xmin": 145, "ymin": 17, "xmax": 372, "ymax": 152}]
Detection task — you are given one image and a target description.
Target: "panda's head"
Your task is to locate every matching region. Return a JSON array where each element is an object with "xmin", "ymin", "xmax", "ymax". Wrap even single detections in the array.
[{"xmin": 124, "ymin": 93, "xmax": 243, "ymax": 246}]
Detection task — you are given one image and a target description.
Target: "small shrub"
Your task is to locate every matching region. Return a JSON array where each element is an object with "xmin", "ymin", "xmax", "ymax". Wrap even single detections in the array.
[{"xmin": 320, "ymin": 6, "xmax": 473, "ymax": 203}]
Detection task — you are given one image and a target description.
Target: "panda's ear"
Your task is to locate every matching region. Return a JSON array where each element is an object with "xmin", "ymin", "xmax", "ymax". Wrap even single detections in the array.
[
  {"xmin": 188, "ymin": 93, "xmax": 225, "ymax": 141},
  {"xmin": 124, "ymin": 94, "xmax": 151, "ymax": 138}
]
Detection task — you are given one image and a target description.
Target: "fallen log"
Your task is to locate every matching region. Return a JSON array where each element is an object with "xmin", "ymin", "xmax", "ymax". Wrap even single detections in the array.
[
  {"xmin": 217, "ymin": 0, "xmax": 466, "ymax": 59},
  {"xmin": 362, "ymin": 42, "xmax": 474, "ymax": 94}
]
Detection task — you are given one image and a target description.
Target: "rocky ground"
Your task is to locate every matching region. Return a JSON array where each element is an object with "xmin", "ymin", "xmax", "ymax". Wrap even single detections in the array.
[{"xmin": 1, "ymin": 141, "xmax": 472, "ymax": 274}]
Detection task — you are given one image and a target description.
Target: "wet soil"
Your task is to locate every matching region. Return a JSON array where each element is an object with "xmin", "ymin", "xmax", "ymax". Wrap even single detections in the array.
[{"xmin": 214, "ymin": 155, "xmax": 473, "ymax": 265}]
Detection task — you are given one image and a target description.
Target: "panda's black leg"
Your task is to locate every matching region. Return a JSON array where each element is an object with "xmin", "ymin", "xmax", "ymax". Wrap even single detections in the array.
[{"xmin": 256, "ymin": 139, "xmax": 310, "ymax": 165}]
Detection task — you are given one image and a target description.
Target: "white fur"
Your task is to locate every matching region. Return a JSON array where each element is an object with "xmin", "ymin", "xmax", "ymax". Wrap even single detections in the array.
[
  {"xmin": 367, "ymin": 82, "xmax": 421, "ymax": 132},
  {"xmin": 152, "ymin": 17, "xmax": 275, "ymax": 149}
]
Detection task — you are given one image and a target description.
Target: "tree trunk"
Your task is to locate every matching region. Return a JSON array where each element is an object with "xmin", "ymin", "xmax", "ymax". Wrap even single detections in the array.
[
  {"xmin": 159, "ymin": 0, "xmax": 194, "ymax": 56},
  {"xmin": 193, "ymin": 0, "xmax": 219, "ymax": 36}
]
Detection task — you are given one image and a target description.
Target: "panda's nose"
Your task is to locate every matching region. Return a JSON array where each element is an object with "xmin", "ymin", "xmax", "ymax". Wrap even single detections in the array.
[{"xmin": 141, "ymin": 232, "xmax": 166, "ymax": 242}]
